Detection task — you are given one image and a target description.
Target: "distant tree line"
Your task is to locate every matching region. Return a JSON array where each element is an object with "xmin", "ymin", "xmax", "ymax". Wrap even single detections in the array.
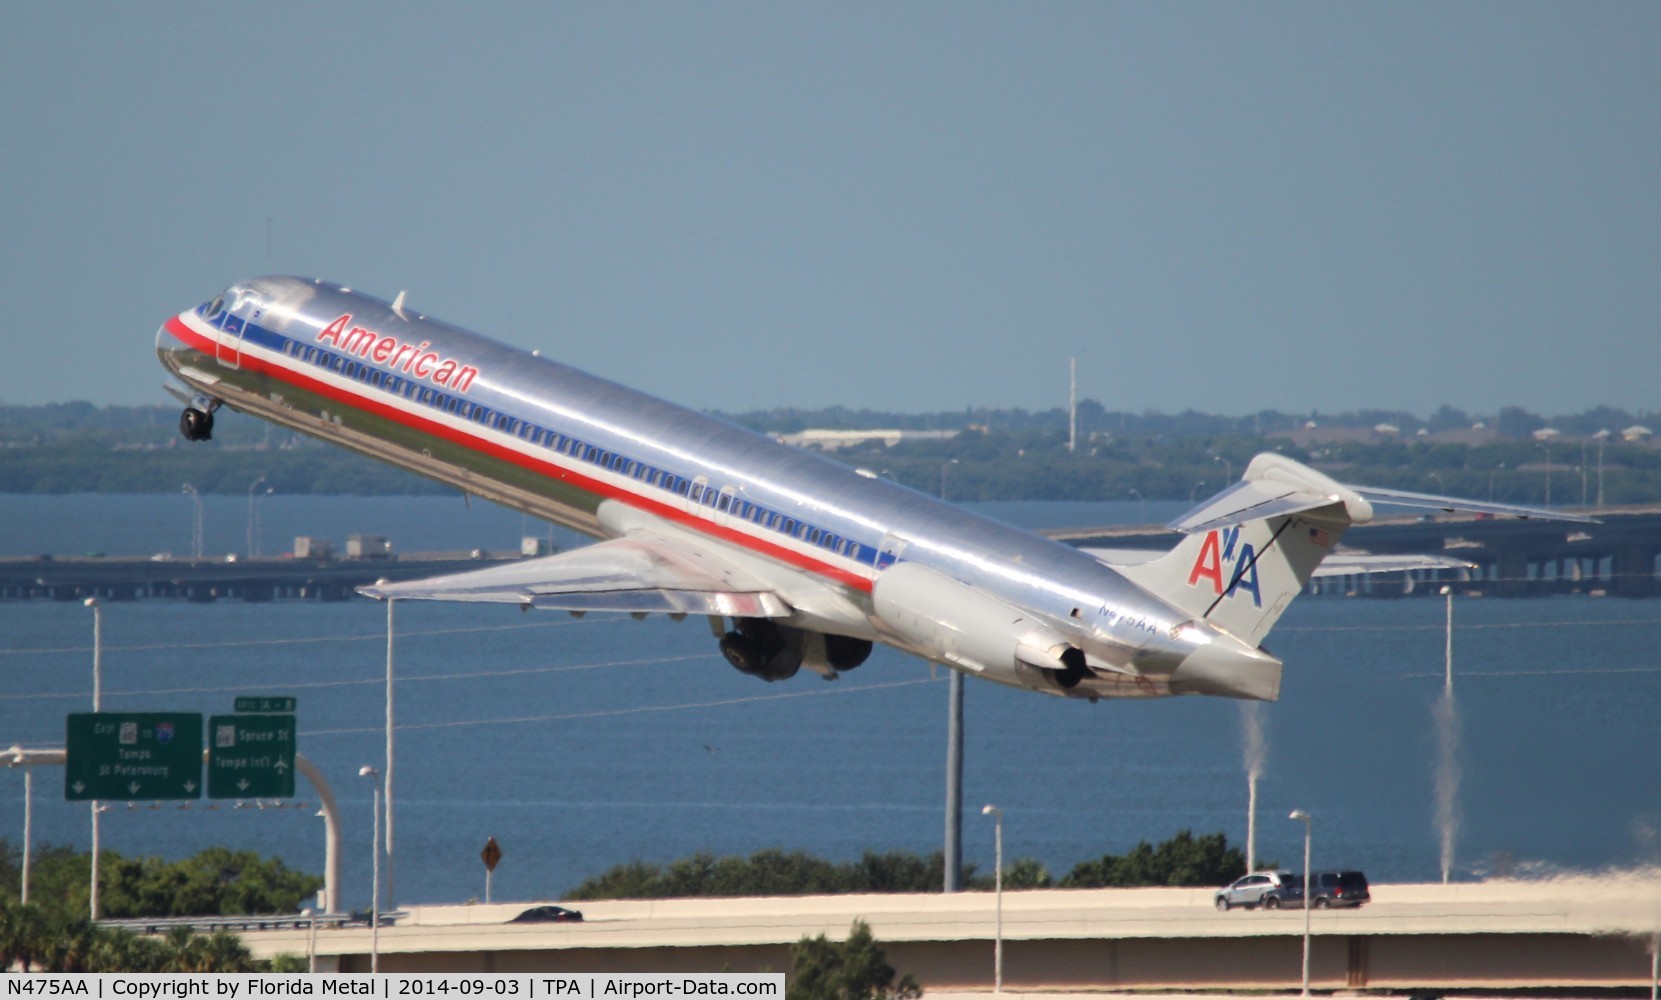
[
  {"xmin": 565, "ymin": 831, "xmax": 1247, "ymax": 900},
  {"xmin": 4, "ymin": 401, "xmax": 1657, "ymax": 504},
  {"xmin": 0, "ymin": 833, "xmax": 1238, "ymax": 973}
]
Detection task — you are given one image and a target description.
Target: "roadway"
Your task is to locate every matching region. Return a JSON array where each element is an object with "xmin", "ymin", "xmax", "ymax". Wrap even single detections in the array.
[{"xmin": 235, "ymin": 877, "xmax": 1661, "ymax": 989}]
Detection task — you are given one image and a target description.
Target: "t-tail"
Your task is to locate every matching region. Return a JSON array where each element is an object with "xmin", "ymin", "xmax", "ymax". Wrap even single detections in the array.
[{"xmin": 1119, "ymin": 453, "xmax": 1592, "ymax": 648}]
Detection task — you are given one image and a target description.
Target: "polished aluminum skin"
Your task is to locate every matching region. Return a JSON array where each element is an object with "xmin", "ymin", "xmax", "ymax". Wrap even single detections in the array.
[{"xmin": 157, "ymin": 276, "xmax": 1264, "ymax": 701}]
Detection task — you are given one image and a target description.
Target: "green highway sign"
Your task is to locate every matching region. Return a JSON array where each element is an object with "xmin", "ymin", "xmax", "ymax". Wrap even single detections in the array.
[
  {"xmin": 65, "ymin": 713, "xmax": 203, "ymax": 801},
  {"xmin": 234, "ymin": 696, "xmax": 296, "ymax": 713},
  {"xmin": 208, "ymin": 714, "xmax": 296, "ymax": 799}
]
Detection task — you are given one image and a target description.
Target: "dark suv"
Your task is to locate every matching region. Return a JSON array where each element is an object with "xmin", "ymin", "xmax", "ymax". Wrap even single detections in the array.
[{"xmin": 1304, "ymin": 870, "xmax": 1370, "ymax": 908}]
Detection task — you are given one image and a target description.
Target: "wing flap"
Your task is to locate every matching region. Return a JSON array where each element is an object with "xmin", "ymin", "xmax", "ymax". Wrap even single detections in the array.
[{"xmin": 357, "ymin": 533, "xmax": 790, "ymax": 617}]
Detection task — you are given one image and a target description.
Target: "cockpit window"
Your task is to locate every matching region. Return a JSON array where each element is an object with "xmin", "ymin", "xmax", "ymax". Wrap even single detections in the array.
[{"xmin": 205, "ymin": 295, "xmax": 226, "ymax": 319}]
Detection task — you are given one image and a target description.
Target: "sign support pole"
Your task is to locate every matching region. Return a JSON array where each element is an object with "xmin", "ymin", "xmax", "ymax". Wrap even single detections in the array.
[
  {"xmin": 86, "ymin": 597, "xmax": 102, "ymax": 921},
  {"xmin": 385, "ymin": 598, "xmax": 396, "ymax": 911}
]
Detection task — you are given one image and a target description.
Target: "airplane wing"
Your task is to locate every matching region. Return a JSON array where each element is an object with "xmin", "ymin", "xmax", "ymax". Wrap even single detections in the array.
[
  {"xmin": 357, "ymin": 532, "xmax": 790, "ymax": 618},
  {"xmin": 1081, "ymin": 547, "xmax": 1477, "ymax": 578}
]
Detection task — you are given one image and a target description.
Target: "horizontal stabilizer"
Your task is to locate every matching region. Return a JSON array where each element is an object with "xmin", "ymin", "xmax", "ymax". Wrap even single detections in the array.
[
  {"xmin": 1166, "ymin": 454, "xmax": 1374, "ymax": 534},
  {"xmin": 358, "ymin": 532, "xmax": 789, "ymax": 618},
  {"xmin": 1168, "ymin": 479, "xmax": 1347, "ymax": 534},
  {"xmin": 1350, "ymin": 486, "xmax": 1598, "ymax": 524}
]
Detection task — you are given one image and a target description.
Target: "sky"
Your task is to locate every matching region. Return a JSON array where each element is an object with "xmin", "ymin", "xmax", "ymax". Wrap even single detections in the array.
[{"xmin": 3, "ymin": 2, "xmax": 1657, "ymax": 418}]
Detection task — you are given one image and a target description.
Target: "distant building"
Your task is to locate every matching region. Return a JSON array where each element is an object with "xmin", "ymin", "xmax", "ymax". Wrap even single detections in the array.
[
  {"xmin": 777, "ymin": 428, "xmax": 960, "ymax": 451},
  {"xmin": 1272, "ymin": 422, "xmax": 1499, "ymax": 447}
]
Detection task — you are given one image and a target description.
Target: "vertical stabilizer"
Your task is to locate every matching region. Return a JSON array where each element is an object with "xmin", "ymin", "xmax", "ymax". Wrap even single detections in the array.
[{"xmin": 1119, "ymin": 455, "xmax": 1373, "ymax": 646}]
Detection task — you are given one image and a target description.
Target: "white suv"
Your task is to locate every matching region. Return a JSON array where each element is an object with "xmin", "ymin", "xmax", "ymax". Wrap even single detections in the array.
[{"xmin": 1215, "ymin": 871, "xmax": 1301, "ymax": 911}]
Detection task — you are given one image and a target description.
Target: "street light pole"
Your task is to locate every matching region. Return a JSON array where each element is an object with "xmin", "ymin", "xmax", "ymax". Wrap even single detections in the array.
[
  {"xmin": 1441, "ymin": 585, "xmax": 1454, "ymax": 696},
  {"xmin": 22, "ymin": 766, "xmax": 32, "ymax": 904},
  {"xmin": 359, "ymin": 766, "xmax": 383, "ymax": 973},
  {"xmin": 8, "ymin": 749, "xmax": 35, "ymax": 904},
  {"xmin": 84, "ymin": 596, "xmax": 102, "ymax": 920},
  {"xmin": 384, "ymin": 597, "xmax": 396, "ymax": 911},
  {"xmin": 982, "ymin": 804, "xmax": 1004, "ymax": 993},
  {"xmin": 941, "ymin": 467, "xmax": 963, "ymax": 894},
  {"xmin": 944, "ymin": 669, "xmax": 963, "ymax": 892},
  {"xmin": 1290, "ymin": 810, "xmax": 1313, "ymax": 995},
  {"xmin": 1437, "ymin": 585, "xmax": 1458, "ymax": 885}
]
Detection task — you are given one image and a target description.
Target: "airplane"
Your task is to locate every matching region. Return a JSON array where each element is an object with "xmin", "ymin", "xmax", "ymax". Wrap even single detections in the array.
[{"xmin": 156, "ymin": 276, "xmax": 1587, "ymax": 703}]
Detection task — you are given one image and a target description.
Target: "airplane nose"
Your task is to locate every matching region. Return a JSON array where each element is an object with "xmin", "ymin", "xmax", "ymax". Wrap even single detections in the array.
[{"xmin": 1170, "ymin": 636, "xmax": 1283, "ymax": 701}]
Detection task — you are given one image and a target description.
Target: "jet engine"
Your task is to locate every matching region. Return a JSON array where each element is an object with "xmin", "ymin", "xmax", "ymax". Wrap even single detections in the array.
[
  {"xmin": 719, "ymin": 620, "xmax": 874, "ymax": 682},
  {"xmin": 718, "ymin": 618, "xmax": 801, "ymax": 682},
  {"xmin": 872, "ymin": 562, "xmax": 1087, "ymax": 691}
]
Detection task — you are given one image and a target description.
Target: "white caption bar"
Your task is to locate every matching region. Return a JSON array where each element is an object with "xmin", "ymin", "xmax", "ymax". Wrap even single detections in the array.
[{"xmin": 3, "ymin": 975, "xmax": 785, "ymax": 1000}]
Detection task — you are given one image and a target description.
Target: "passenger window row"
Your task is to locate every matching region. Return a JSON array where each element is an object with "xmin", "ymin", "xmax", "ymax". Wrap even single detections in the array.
[{"xmin": 268, "ymin": 330, "xmax": 870, "ymax": 566}]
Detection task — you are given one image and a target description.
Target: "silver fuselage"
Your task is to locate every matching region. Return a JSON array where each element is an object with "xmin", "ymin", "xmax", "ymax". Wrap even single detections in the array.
[{"xmin": 158, "ymin": 276, "xmax": 1244, "ymax": 699}]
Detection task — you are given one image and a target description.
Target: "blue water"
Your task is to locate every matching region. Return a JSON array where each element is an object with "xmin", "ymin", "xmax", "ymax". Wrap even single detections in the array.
[{"xmin": 3, "ymin": 496, "xmax": 1660, "ymax": 910}]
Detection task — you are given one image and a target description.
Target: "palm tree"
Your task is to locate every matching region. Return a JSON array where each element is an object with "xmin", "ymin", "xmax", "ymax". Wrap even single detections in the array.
[
  {"xmin": 200, "ymin": 931, "xmax": 257, "ymax": 973},
  {"xmin": 89, "ymin": 928, "xmax": 166, "ymax": 973},
  {"xmin": 36, "ymin": 913, "xmax": 99, "ymax": 972},
  {"xmin": 0, "ymin": 899, "xmax": 47, "ymax": 972},
  {"xmin": 159, "ymin": 926, "xmax": 210, "ymax": 973}
]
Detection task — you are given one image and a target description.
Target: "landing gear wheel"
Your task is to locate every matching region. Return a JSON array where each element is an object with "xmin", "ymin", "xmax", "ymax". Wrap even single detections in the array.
[
  {"xmin": 179, "ymin": 407, "xmax": 214, "ymax": 442},
  {"xmin": 719, "ymin": 632, "xmax": 769, "ymax": 675}
]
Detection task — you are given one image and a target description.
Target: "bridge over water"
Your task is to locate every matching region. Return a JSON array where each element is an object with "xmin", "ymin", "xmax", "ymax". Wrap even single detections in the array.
[
  {"xmin": 1047, "ymin": 505, "xmax": 1661, "ymax": 598},
  {"xmin": 6, "ymin": 506, "xmax": 1661, "ymax": 603}
]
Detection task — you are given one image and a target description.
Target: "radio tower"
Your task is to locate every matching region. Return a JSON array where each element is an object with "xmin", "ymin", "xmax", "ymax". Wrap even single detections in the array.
[{"xmin": 1068, "ymin": 357, "xmax": 1077, "ymax": 453}]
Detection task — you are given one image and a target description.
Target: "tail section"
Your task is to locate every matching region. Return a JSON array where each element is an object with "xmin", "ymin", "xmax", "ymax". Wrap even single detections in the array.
[
  {"xmin": 1118, "ymin": 452, "xmax": 1592, "ymax": 647},
  {"xmin": 1119, "ymin": 455, "xmax": 1373, "ymax": 646}
]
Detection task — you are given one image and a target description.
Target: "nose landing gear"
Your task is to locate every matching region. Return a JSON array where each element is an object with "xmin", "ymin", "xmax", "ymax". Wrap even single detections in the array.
[
  {"xmin": 179, "ymin": 407, "xmax": 214, "ymax": 441},
  {"xmin": 178, "ymin": 397, "xmax": 222, "ymax": 442}
]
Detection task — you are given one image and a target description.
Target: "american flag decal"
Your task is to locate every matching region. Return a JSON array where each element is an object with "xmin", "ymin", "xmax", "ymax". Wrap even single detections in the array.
[{"xmin": 1309, "ymin": 527, "xmax": 1331, "ymax": 546}]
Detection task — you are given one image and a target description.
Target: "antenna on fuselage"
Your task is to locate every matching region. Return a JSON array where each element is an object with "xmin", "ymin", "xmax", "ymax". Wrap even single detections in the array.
[{"xmin": 391, "ymin": 290, "xmax": 409, "ymax": 319}]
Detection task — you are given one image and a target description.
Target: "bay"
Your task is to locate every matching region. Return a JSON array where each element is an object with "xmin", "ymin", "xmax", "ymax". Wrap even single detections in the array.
[{"xmin": 2, "ymin": 495, "xmax": 1659, "ymax": 910}]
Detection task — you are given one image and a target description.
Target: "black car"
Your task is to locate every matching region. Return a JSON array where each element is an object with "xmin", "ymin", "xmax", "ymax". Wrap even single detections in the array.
[
  {"xmin": 1305, "ymin": 870, "xmax": 1370, "ymax": 908},
  {"xmin": 509, "ymin": 905, "xmax": 584, "ymax": 923}
]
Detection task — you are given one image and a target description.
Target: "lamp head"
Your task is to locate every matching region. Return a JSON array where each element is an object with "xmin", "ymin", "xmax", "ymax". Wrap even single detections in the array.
[
  {"xmin": 1289, "ymin": 809, "xmax": 1310, "ymax": 822},
  {"xmin": 981, "ymin": 804, "xmax": 1001, "ymax": 817},
  {"xmin": 358, "ymin": 765, "xmax": 379, "ymax": 778}
]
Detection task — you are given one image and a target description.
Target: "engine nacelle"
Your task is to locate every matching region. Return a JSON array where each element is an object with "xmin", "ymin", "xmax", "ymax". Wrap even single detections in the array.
[{"xmin": 872, "ymin": 562, "xmax": 1078, "ymax": 686}]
